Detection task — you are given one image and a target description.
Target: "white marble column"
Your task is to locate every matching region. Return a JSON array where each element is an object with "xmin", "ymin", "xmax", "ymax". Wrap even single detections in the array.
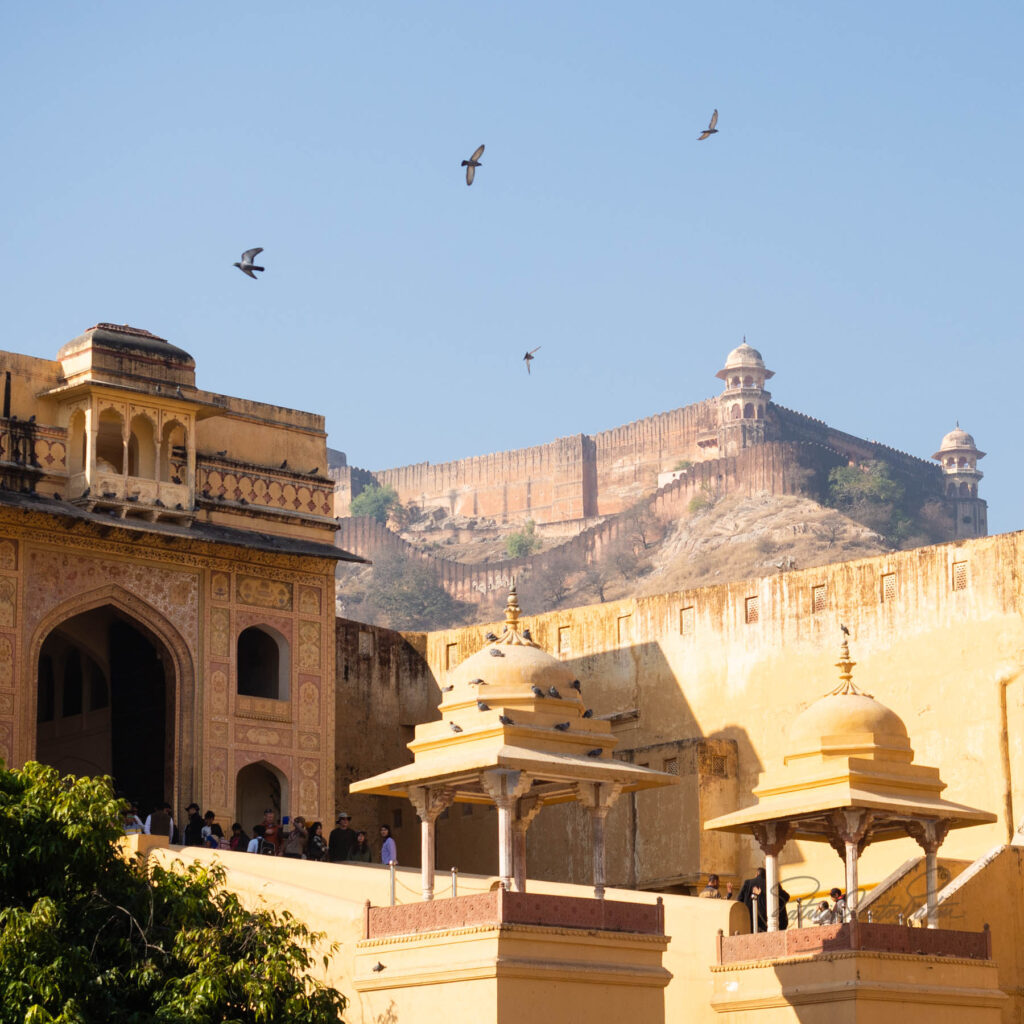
[
  {"xmin": 512, "ymin": 794, "xmax": 543, "ymax": 893},
  {"xmin": 408, "ymin": 785, "xmax": 454, "ymax": 901},
  {"xmin": 752, "ymin": 821, "xmax": 791, "ymax": 932},
  {"xmin": 908, "ymin": 820, "xmax": 950, "ymax": 929},
  {"xmin": 830, "ymin": 809, "xmax": 874, "ymax": 919},
  {"xmin": 577, "ymin": 782, "xmax": 622, "ymax": 899},
  {"xmin": 481, "ymin": 770, "xmax": 531, "ymax": 892}
]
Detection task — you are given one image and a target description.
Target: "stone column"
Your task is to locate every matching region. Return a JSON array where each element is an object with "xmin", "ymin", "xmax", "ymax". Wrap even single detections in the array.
[
  {"xmin": 829, "ymin": 810, "xmax": 874, "ymax": 919},
  {"xmin": 907, "ymin": 820, "xmax": 950, "ymax": 929},
  {"xmin": 481, "ymin": 770, "xmax": 532, "ymax": 892},
  {"xmin": 577, "ymin": 782, "xmax": 622, "ymax": 899},
  {"xmin": 512, "ymin": 794, "xmax": 543, "ymax": 893},
  {"xmin": 407, "ymin": 785, "xmax": 454, "ymax": 901},
  {"xmin": 752, "ymin": 822, "xmax": 791, "ymax": 932}
]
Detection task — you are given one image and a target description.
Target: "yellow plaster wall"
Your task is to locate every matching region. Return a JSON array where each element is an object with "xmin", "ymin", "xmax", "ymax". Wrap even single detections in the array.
[{"xmin": 409, "ymin": 532, "xmax": 1024, "ymax": 894}]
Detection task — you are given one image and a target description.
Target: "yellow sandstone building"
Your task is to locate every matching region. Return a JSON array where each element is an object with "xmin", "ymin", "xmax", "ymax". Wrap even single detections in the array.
[{"xmin": 5, "ymin": 324, "xmax": 1024, "ymax": 1023}]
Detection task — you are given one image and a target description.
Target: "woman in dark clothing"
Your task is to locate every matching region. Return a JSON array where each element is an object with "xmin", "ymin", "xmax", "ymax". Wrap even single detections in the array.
[
  {"xmin": 348, "ymin": 830, "xmax": 372, "ymax": 863},
  {"xmin": 228, "ymin": 822, "xmax": 249, "ymax": 851},
  {"xmin": 306, "ymin": 821, "xmax": 328, "ymax": 861}
]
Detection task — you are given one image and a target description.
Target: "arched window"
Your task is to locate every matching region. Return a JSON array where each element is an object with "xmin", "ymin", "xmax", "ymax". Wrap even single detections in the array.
[
  {"xmin": 731, "ymin": 404, "xmax": 741, "ymax": 420},
  {"xmin": 96, "ymin": 409, "xmax": 124, "ymax": 473},
  {"xmin": 68, "ymin": 410, "xmax": 86, "ymax": 476},
  {"xmin": 237, "ymin": 626, "xmax": 290, "ymax": 700},
  {"xmin": 743, "ymin": 403, "xmax": 754, "ymax": 419},
  {"xmin": 161, "ymin": 421, "xmax": 187, "ymax": 482},
  {"xmin": 743, "ymin": 375, "xmax": 753, "ymax": 387},
  {"xmin": 959, "ymin": 482, "xmax": 969, "ymax": 497},
  {"xmin": 755, "ymin": 405, "xmax": 764, "ymax": 420},
  {"xmin": 958, "ymin": 457, "xmax": 968, "ymax": 469},
  {"xmin": 730, "ymin": 376, "xmax": 740, "ymax": 388},
  {"xmin": 128, "ymin": 415, "xmax": 156, "ymax": 477}
]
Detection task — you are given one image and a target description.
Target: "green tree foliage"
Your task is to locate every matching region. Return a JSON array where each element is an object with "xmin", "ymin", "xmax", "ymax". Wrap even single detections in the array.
[
  {"xmin": 0, "ymin": 761, "xmax": 348, "ymax": 1024},
  {"xmin": 365, "ymin": 549, "xmax": 471, "ymax": 630},
  {"xmin": 349, "ymin": 484, "xmax": 400, "ymax": 525},
  {"xmin": 826, "ymin": 460, "xmax": 912, "ymax": 542},
  {"xmin": 505, "ymin": 519, "xmax": 541, "ymax": 558}
]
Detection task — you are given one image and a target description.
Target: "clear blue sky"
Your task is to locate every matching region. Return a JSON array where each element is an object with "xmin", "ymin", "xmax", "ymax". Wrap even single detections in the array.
[{"xmin": 3, "ymin": 3, "xmax": 1021, "ymax": 532}]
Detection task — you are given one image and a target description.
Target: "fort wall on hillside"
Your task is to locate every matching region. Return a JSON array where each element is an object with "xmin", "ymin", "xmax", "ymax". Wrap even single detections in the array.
[
  {"xmin": 333, "ymin": 397, "xmax": 946, "ymax": 530},
  {"xmin": 335, "ymin": 440, "xmax": 847, "ymax": 608}
]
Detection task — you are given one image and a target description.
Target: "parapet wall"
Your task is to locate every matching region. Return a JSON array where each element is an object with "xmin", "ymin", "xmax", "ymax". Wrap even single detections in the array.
[{"xmin": 338, "ymin": 396, "xmax": 946, "ymax": 530}]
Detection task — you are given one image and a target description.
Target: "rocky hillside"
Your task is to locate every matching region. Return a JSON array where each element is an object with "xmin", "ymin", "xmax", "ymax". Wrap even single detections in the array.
[{"xmin": 335, "ymin": 492, "xmax": 891, "ymax": 629}]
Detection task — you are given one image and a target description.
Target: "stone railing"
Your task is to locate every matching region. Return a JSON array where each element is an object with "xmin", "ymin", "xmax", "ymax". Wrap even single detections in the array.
[
  {"xmin": 365, "ymin": 889, "xmax": 664, "ymax": 939},
  {"xmin": 717, "ymin": 920, "xmax": 992, "ymax": 965}
]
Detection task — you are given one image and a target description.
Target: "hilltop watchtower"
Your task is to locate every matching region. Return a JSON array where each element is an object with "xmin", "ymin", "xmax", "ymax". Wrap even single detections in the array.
[
  {"xmin": 715, "ymin": 339, "xmax": 774, "ymax": 456},
  {"xmin": 932, "ymin": 425, "xmax": 987, "ymax": 538}
]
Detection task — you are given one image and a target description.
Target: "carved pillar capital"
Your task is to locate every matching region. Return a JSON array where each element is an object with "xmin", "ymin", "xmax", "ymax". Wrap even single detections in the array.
[
  {"xmin": 407, "ymin": 785, "xmax": 456, "ymax": 824},
  {"xmin": 481, "ymin": 769, "xmax": 531, "ymax": 808},
  {"xmin": 751, "ymin": 820, "xmax": 792, "ymax": 857},
  {"xmin": 905, "ymin": 819, "xmax": 951, "ymax": 855},
  {"xmin": 575, "ymin": 780, "xmax": 623, "ymax": 815}
]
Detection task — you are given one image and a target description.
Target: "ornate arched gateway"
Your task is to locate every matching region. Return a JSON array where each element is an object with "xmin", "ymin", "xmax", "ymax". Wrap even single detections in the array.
[{"xmin": 25, "ymin": 585, "xmax": 196, "ymax": 814}]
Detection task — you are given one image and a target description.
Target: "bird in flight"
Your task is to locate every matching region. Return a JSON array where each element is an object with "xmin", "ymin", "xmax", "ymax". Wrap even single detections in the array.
[
  {"xmin": 234, "ymin": 248, "xmax": 265, "ymax": 279},
  {"xmin": 524, "ymin": 346, "xmax": 541, "ymax": 373},
  {"xmin": 697, "ymin": 109, "xmax": 719, "ymax": 141},
  {"xmin": 462, "ymin": 144, "xmax": 485, "ymax": 185}
]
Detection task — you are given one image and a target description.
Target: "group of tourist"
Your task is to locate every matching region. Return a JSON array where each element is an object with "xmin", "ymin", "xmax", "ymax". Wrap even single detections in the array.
[
  {"xmin": 699, "ymin": 870, "xmax": 848, "ymax": 929},
  {"xmin": 240, "ymin": 810, "xmax": 393, "ymax": 864},
  {"xmin": 123, "ymin": 800, "xmax": 398, "ymax": 865}
]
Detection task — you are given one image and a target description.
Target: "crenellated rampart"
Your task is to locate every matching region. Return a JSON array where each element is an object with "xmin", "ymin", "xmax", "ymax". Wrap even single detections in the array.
[{"xmin": 335, "ymin": 441, "xmax": 834, "ymax": 608}]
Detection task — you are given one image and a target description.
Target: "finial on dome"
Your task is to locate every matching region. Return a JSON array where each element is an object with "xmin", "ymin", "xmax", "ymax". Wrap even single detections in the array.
[
  {"xmin": 505, "ymin": 583, "xmax": 521, "ymax": 629},
  {"xmin": 827, "ymin": 636, "xmax": 872, "ymax": 697}
]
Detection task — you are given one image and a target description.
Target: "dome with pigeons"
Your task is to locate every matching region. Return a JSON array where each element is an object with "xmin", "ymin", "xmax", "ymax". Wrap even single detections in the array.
[{"xmin": 440, "ymin": 587, "xmax": 583, "ymax": 718}]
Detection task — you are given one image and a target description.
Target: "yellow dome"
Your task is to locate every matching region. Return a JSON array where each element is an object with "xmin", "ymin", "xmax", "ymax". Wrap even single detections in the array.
[
  {"xmin": 785, "ymin": 641, "xmax": 912, "ymax": 764},
  {"xmin": 787, "ymin": 692, "xmax": 911, "ymax": 761},
  {"xmin": 445, "ymin": 640, "xmax": 578, "ymax": 706}
]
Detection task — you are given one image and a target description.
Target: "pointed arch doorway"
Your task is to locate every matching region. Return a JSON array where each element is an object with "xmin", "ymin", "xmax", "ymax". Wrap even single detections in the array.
[{"xmin": 35, "ymin": 604, "xmax": 177, "ymax": 814}]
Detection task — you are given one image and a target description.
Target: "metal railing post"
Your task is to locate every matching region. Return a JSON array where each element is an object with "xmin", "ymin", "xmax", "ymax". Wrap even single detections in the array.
[
  {"xmin": 389, "ymin": 861, "xmax": 396, "ymax": 906},
  {"xmin": 451, "ymin": 866, "xmax": 458, "ymax": 898}
]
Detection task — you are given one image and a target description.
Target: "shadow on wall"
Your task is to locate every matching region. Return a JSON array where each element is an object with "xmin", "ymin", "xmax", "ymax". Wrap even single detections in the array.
[{"xmin": 428, "ymin": 640, "xmax": 762, "ymax": 894}]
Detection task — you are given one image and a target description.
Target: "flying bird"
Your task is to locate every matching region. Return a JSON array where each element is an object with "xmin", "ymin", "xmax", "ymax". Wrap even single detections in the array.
[
  {"xmin": 499, "ymin": 714, "xmax": 515, "ymax": 726},
  {"xmin": 477, "ymin": 701, "xmax": 491, "ymax": 712},
  {"xmin": 462, "ymin": 144, "xmax": 485, "ymax": 185},
  {"xmin": 571, "ymin": 679, "xmax": 581, "ymax": 692},
  {"xmin": 553, "ymin": 722, "xmax": 570, "ymax": 732},
  {"xmin": 548, "ymin": 686, "xmax": 562, "ymax": 699},
  {"xmin": 450, "ymin": 722, "xmax": 463, "ymax": 733},
  {"xmin": 234, "ymin": 247, "xmax": 265, "ymax": 279},
  {"xmin": 523, "ymin": 346, "xmax": 541, "ymax": 374},
  {"xmin": 582, "ymin": 709, "xmax": 594, "ymax": 719},
  {"xmin": 697, "ymin": 109, "xmax": 719, "ymax": 140},
  {"xmin": 371, "ymin": 962, "xmax": 386, "ymax": 973},
  {"xmin": 586, "ymin": 748, "xmax": 603, "ymax": 758}
]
